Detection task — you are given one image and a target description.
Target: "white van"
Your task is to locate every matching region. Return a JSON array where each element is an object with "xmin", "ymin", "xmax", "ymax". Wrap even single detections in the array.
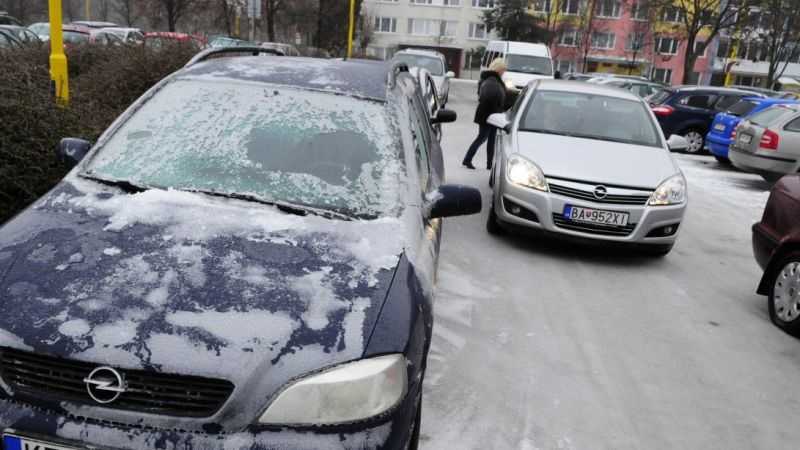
[{"xmin": 481, "ymin": 41, "xmax": 555, "ymax": 90}]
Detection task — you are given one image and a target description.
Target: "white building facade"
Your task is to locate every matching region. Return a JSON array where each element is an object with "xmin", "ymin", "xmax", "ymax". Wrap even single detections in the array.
[{"xmin": 362, "ymin": 0, "xmax": 497, "ymax": 76}]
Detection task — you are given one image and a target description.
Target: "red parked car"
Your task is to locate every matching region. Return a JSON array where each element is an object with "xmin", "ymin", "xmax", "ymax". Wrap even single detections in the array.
[
  {"xmin": 144, "ymin": 31, "xmax": 206, "ymax": 50},
  {"xmin": 753, "ymin": 175, "xmax": 800, "ymax": 336}
]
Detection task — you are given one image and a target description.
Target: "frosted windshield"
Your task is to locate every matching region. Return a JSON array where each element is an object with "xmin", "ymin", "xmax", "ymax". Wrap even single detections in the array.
[{"xmin": 85, "ymin": 79, "xmax": 404, "ymax": 219}]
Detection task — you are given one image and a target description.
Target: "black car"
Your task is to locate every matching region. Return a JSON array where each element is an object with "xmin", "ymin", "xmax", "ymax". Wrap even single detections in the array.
[
  {"xmin": 649, "ymin": 86, "xmax": 765, "ymax": 153},
  {"xmin": 0, "ymin": 25, "xmax": 41, "ymax": 45},
  {"xmin": 0, "ymin": 50, "xmax": 480, "ymax": 449}
]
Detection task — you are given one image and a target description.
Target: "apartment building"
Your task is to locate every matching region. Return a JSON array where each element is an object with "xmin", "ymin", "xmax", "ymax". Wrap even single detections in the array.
[
  {"xmin": 362, "ymin": 0, "xmax": 497, "ymax": 76},
  {"xmin": 538, "ymin": 0, "xmax": 712, "ymax": 86}
]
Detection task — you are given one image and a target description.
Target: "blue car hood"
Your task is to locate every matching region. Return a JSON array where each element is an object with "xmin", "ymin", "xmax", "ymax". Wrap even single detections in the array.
[{"xmin": 0, "ymin": 178, "xmax": 405, "ymax": 430}]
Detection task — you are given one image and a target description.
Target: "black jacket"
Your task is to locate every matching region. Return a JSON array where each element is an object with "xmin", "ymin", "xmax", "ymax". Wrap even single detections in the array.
[{"xmin": 474, "ymin": 71, "xmax": 506, "ymax": 125}]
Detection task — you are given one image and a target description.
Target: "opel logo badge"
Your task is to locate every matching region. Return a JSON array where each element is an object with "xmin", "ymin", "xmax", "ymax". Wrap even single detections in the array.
[
  {"xmin": 83, "ymin": 366, "xmax": 126, "ymax": 404},
  {"xmin": 593, "ymin": 185, "xmax": 608, "ymax": 199}
]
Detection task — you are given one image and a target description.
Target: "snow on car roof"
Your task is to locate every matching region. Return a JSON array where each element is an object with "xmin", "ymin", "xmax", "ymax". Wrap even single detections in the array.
[{"xmin": 181, "ymin": 56, "xmax": 394, "ymax": 101}]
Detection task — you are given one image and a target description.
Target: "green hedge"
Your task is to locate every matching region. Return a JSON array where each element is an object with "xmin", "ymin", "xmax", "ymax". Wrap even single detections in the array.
[{"xmin": 0, "ymin": 44, "xmax": 196, "ymax": 224}]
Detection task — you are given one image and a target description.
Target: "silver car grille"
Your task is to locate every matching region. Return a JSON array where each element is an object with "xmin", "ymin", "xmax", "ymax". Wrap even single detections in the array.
[{"xmin": 548, "ymin": 181, "xmax": 652, "ymax": 206}]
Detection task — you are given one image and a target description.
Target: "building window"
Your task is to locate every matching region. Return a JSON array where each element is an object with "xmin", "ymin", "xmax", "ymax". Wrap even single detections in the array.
[
  {"xmin": 631, "ymin": 1, "xmax": 648, "ymax": 20},
  {"xmin": 444, "ymin": 0, "xmax": 461, "ymax": 4},
  {"xmin": 532, "ymin": 0, "xmax": 551, "ymax": 12},
  {"xmin": 472, "ymin": 0, "xmax": 496, "ymax": 8},
  {"xmin": 693, "ymin": 40, "xmax": 706, "ymax": 57},
  {"xmin": 626, "ymin": 32, "xmax": 646, "ymax": 51},
  {"xmin": 560, "ymin": 0, "xmax": 580, "ymax": 15},
  {"xmin": 409, "ymin": 18, "xmax": 457, "ymax": 36},
  {"xmin": 716, "ymin": 38, "xmax": 730, "ymax": 58},
  {"xmin": 591, "ymin": 31, "xmax": 616, "ymax": 50},
  {"xmin": 468, "ymin": 22, "xmax": 488, "ymax": 39},
  {"xmin": 558, "ymin": 29, "xmax": 580, "ymax": 47},
  {"xmin": 737, "ymin": 41, "xmax": 765, "ymax": 61},
  {"xmin": 655, "ymin": 37, "xmax": 679, "ymax": 55},
  {"xmin": 596, "ymin": 0, "xmax": 621, "ymax": 18},
  {"xmin": 661, "ymin": 6, "xmax": 683, "ymax": 23},
  {"xmin": 410, "ymin": 0, "xmax": 433, "ymax": 4},
  {"xmin": 374, "ymin": 17, "xmax": 397, "ymax": 33},
  {"xmin": 651, "ymin": 67, "xmax": 672, "ymax": 84}
]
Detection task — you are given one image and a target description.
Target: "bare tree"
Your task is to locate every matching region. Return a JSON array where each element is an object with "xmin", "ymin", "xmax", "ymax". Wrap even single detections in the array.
[
  {"xmin": 63, "ymin": 0, "xmax": 80, "ymax": 22},
  {"xmin": 649, "ymin": 0, "xmax": 758, "ymax": 84},
  {"xmin": 358, "ymin": 10, "xmax": 375, "ymax": 52},
  {"xmin": 147, "ymin": 0, "xmax": 203, "ymax": 32},
  {"xmin": 215, "ymin": 0, "xmax": 244, "ymax": 36},
  {"xmin": 623, "ymin": 0, "xmax": 657, "ymax": 75},
  {"xmin": 97, "ymin": 0, "xmax": 111, "ymax": 21},
  {"xmin": 576, "ymin": 0, "xmax": 601, "ymax": 71},
  {"xmin": 112, "ymin": 0, "xmax": 138, "ymax": 26},
  {"xmin": 747, "ymin": 0, "xmax": 800, "ymax": 88},
  {"xmin": 265, "ymin": 0, "xmax": 285, "ymax": 42}
]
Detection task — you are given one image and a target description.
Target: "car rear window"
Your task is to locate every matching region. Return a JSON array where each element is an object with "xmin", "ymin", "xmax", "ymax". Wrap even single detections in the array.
[
  {"xmin": 648, "ymin": 89, "xmax": 672, "ymax": 105},
  {"xmin": 726, "ymin": 100, "xmax": 758, "ymax": 117},
  {"xmin": 84, "ymin": 79, "xmax": 405, "ymax": 219},
  {"xmin": 749, "ymin": 106, "xmax": 796, "ymax": 126}
]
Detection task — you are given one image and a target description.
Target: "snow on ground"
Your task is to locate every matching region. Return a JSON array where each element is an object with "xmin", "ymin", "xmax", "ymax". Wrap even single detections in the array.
[{"xmin": 421, "ymin": 83, "xmax": 799, "ymax": 450}]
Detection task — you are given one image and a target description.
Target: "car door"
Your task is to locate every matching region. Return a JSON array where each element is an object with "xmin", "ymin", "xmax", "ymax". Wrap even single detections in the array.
[
  {"xmin": 674, "ymin": 92, "xmax": 718, "ymax": 131},
  {"xmin": 780, "ymin": 115, "xmax": 800, "ymax": 164}
]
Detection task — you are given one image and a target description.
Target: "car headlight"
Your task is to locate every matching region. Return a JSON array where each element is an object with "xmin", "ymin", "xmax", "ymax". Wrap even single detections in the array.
[
  {"xmin": 506, "ymin": 155, "xmax": 548, "ymax": 192},
  {"xmin": 648, "ymin": 174, "xmax": 687, "ymax": 206},
  {"xmin": 258, "ymin": 354, "xmax": 407, "ymax": 425}
]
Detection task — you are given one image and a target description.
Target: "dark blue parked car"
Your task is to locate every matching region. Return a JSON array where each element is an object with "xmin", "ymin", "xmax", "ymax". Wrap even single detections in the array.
[
  {"xmin": 0, "ymin": 50, "xmax": 479, "ymax": 449},
  {"xmin": 649, "ymin": 86, "xmax": 765, "ymax": 153},
  {"xmin": 707, "ymin": 97, "xmax": 799, "ymax": 162}
]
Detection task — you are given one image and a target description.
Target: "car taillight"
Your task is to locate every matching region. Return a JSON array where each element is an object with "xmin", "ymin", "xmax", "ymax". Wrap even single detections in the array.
[
  {"xmin": 730, "ymin": 126, "xmax": 737, "ymax": 139},
  {"xmin": 759, "ymin": 129, "xmax": 779, "ymax": 150},
  {"xmin": 652, "ymin": 105, "xmax": 674, "ymax": 117}
]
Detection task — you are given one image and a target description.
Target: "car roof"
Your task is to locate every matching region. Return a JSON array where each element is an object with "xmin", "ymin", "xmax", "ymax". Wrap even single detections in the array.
[
  {"xmin": 102, "ymin": 27, "xmax": 140, "ymax": 32},
  {"xmin": 535, "ymin": 79, "xmax": 642, "ymax": 101},
  {"xmin": 668, "ymin": 85, "xmax": 761, "ymax": 95},
  {"xmin": 71, "ymin": 21, "xmax": 118, "ymax": 28},
  {"xmin": 180, "ymin": 56, "xmax": 395, "ymax": 101},
  {"xmin": 489, "ymin": 40, "xmax": 549, "ymax": 56},
  {"xmin": 63, "ymin": 25, "xmax": 90, "ymax": 34},
  {"xmin": 395, "ymin": 48, "xmax": 444, "ymax": 59}
]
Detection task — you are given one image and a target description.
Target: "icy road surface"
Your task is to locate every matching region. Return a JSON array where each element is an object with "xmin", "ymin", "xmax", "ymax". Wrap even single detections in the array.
[{"xmin": 420, "ymin": 81, "xmax": 798, "ymax": 450}]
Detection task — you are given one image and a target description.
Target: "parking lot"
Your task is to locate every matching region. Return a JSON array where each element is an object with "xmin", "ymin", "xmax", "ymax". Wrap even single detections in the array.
[{"xmin": 421, "ymin": 80, "xmax": 800, "ymax": 449}]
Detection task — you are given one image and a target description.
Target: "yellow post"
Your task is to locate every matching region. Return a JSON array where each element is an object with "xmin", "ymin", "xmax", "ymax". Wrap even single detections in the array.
[
  {"xmin": 724, "ymin": 39, "xmax": 738, "ymax": 87},
  {"xmin": 85, "ymin": 0, "xmax": 91, "ymax": 21},
  {"xmin": 347, "ymin": 0, "xmax": 355, "ymax": 58},
  {"xmin": 49, "ymin": 0, "xmax": 69, "ymax": 106},
  {"xmin": 235, "ymin": 12, "xmax": 241, "ymax": 38}
]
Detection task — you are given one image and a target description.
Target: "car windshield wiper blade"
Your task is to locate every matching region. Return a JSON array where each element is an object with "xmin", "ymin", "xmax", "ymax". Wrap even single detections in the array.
[
  {"xmin": 190, "ymin": 190, "xmax": 353, "ymax": 221},
  {"xmin": 521, "ymin": 128, "xmax": 578, "ymax": 138},
  {"xmin": 80, "ymin": 174, "xmax": 149, "ymax": 193}
]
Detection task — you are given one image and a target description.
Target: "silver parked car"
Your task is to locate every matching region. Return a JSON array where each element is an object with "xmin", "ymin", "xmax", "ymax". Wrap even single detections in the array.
[
  {"xmin": 392, "ymin": 48, "xmax": 454, "ymax": 105},
  {"xmin": 486, "ymin": 80, "xmax": 689, "ymax": 256},
  {"xmin": 729, "ymin": 104, "xmax": 800, "ymax": 182}
]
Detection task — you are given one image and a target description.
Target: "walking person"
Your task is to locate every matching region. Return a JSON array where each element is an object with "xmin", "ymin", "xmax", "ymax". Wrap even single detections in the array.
[{"xmin": 462, "ymin": 58, "xmax": 507, "ymax": 170}]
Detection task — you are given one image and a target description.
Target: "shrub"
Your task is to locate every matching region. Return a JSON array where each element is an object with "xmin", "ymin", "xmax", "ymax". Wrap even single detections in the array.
[{"xmin": 0, "ymin": 43, "xmax": 196, "ymax": 224}]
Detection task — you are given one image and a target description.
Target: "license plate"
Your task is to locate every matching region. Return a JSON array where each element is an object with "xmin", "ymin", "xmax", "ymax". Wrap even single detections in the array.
[
  {"xmin": 740, "ymin": 134, "xmax": 752, "ymax": 144},
  {"xmin": 3, "ymin": 434, "xmax": 80, "ymax": 450},
  {"xmin": 563, "ymin": 205, "xmax": 629, "ymax": 226},
  {"xmin": 714, "ymin": 123, "xmax": 725, "ymax": 131}
]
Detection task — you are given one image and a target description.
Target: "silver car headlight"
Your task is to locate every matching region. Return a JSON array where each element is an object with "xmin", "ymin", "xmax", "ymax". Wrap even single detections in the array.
[
  {"xmin": 506, "ymin": 155, "xmax": 548, "ymax": 192},
  {"xmin": 649, "ymin": 174, "xmax": 687, "ymax": 206},
  {"xmin": 258, "ymin": 354, "xmax": 407, "ymax": 425}
]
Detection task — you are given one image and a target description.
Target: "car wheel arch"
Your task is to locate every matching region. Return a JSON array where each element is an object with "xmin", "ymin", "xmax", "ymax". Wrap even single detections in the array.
[{"xmin": 758, "ymin": 242, "xmax": 800, "ymax": 295}]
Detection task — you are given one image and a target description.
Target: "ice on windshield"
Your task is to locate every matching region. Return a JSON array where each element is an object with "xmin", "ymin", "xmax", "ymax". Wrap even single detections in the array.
[
  {"xmin": 85, "ymin": 79, "xmax": 405, "ymax": 218},
  {"xmin": 394, "ymin": 54, "xmax": 444, "ymax": 76},
  {"xmin": 506, "ymin": 54, "xmax": 553, "ymax": 76},
  {"xmin": 520, "ymin": 90, "xmax": 662, "ymax": 147}
]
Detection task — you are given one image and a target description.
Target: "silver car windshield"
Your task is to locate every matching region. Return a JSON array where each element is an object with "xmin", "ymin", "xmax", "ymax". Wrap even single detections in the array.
[
  {"xmin": 83, "ymin": 79, "xmax": 405, "ymax": 219},
  {"xmin": 520, "ymin": 90, "xmax": 662, "ymax": 148},
  {"xmin": 394, "ymin": 54, "xmax": 444, "ymax": 76}
]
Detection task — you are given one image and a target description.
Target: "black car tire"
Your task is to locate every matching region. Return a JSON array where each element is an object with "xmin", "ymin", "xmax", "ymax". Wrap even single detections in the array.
[
  {"xmin": 486, "ymin": 205, "xmax": 505, "ymax": 235},
  {"xmin": 768, "ymin": 252, "xmax": 800, "ymax": 337},
  {"xmin": 713, "ymin": 155, "xmax": 729, "ymax": 164},
  {"xmin": 407, "ymin": 395, "xmax": 422, "ymax": 450},
  {"xmin": 642, "ymin": 244, "xmax": 673, "ymax": 257}
]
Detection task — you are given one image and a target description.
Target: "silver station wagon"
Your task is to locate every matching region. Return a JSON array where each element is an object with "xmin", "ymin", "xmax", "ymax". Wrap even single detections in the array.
[
  {"xmin": 729, "ymin": 104, "xmax": 800, "ymax": 182},
  {"xmin": 486, "ymin": 80, "xmax": 689, "ymax": 256}
]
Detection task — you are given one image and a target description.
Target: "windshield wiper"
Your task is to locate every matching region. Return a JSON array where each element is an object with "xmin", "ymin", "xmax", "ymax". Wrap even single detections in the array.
[
  {"xmin": 190, "ymin": 190, "xmax": 353, "ymax": 221},
  {"xmin": 80, "ymin": 174, "xmax": 149, "ymax": 193},
  {"xmin": 520, "ymin": 128, "xmax": 578, "ymax": 138}
]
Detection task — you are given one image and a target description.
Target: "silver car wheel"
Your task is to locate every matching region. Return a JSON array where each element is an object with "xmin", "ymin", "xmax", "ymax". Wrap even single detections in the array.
[
  {"xmin": 773, "ymin": 261, "xmax": 800, "ymax": 322},
  {"xmin": 684, "ymin": 131, "xmax": 704, "ymax": 153}
]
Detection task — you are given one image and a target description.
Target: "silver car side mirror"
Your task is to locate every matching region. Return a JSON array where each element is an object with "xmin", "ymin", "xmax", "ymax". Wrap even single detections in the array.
[
  {"xmin": 667, "ymin": 134, "xmax": 689, "ymax": 151},
  {"xmin": 487, "ymin": 113, "xmax": 510, "ymax": 132}
]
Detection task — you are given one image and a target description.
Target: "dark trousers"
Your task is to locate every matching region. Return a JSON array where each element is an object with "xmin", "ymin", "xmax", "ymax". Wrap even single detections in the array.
[{"xmin": 463, "ymin": 123, "xmax": 497, "ymax": 168}]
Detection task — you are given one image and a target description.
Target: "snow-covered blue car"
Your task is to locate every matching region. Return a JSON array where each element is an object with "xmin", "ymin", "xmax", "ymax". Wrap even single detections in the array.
[
  {"xmin": 0, "ymin": 50, "xmax": 480, "ymax": 449},
  {"xmin": 707, "ymin": 97, "xmax": 798, "ymax": 162}
]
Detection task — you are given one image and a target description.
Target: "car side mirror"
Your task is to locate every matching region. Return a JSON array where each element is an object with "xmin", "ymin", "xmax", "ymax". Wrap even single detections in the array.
[
  {"xmin": 445, "ymin": 71, "xmax": 455, "ymax": 78},
  {"xmin": 667, "ymin": 134, "xmax": 689, "ymax": 151},
  {"xmin": 487, "ymin": 113, "xmax": 511, "ymax": 132},
  {"xmin": 431, "ymin": 109, "xmax": 457, "ymax": 124},
  {"xmin": 554, "ymin": 70, "xmax": 562, "ymax": 79},
  {"xmin": 56, "ymin": 138, "xmax": 92, "ymax": 168},
  {"xmin": 426, "ymin": 184, "xmax": 482, "ymax": 219}
]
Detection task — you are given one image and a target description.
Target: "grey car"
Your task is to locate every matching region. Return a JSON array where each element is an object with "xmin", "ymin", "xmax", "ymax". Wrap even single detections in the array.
[
  {"xmin": 729, "ymin": 104, "xmax": 800, "ymax": 182},
  {"xmin": 486, "ymin": 80, "xmax": 689, "ymax": 256},
  {"xmin": 392, "ymin": 48, "xmax": 454, "ymax": 105}
]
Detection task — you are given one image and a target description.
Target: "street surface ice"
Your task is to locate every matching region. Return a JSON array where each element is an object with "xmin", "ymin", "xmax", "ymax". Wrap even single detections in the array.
[{"xmin": 421, "ymin": 81, "xmax": 798, "ymax": 449}]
